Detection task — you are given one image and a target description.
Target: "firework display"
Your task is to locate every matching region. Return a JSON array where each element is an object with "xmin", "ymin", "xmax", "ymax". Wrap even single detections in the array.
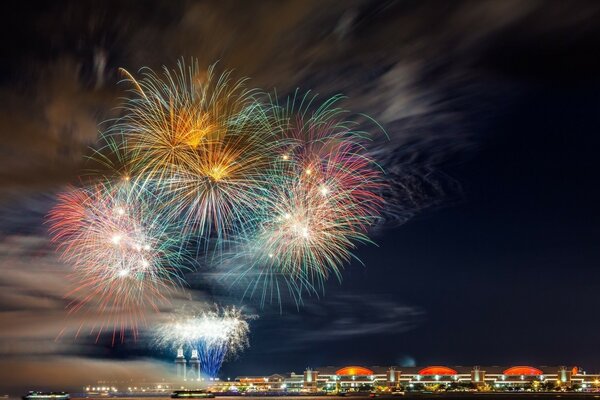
[
  {"xmin": 47, "ymin": 59, "xmax": 384, "ymax": 343},
  {"xmin": 155, "ymin": 305, "xmax": 252, "ymax": 377}
]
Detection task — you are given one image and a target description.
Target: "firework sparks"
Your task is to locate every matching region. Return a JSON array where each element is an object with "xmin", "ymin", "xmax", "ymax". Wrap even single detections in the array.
[
  {"xmin": 155, "ymin": 305, "xmax": 254, "ymax": 377},
  {"xmin": 115, "ymin": 61, "xmax": 278, "ymax": 247},
  {"xmin": 48, "ymin": 181, "xmax": 191, "ymax": 342},
  {"xmin": 221, "ymin": 92, "xmax": 384, "ymax": 305},
  {"xmin": 48, "ymin": 59, "xmax": 386, "ymax": 336}
]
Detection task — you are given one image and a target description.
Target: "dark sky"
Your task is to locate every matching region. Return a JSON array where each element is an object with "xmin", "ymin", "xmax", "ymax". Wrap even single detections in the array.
[{"xmin": 2, "ymin": 0, "xmax": 600, "ymax": 394}]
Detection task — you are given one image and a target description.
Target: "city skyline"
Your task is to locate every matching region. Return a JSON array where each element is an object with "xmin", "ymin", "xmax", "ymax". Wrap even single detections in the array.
[{"xmin": 82, "ymin": 363, "xmax": 600, "ymax": 394}]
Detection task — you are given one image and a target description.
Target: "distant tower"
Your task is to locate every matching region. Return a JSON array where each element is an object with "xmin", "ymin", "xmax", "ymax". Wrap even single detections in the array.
[
  {"xmin": 471, "ymin": 366, "xmax": 486, "ymax": 387},
  {"xmin": 189, "ymin": 349, "xmax": 201, "ymax": 380},
  {"xmin": 175, "ymin": 347, "xmax": 187, "ymax": 379},
  {"xmin": 304, "ymin": 368, "xmax": 318, "ymax": 392}
]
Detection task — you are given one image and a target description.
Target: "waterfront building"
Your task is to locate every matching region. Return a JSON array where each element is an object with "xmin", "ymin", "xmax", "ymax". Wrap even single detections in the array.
[
  {"xmin": 208, "ymin": 365, "xmax": 600, "ymax": 393},
  {"xmin": 84, "ymin": 381, "xmax": 176, "ymax": 396},
  {"xmin": 84, "ymin": 364, "xmax": 600, "ymax": 395},
  {"xmin": 235, "ymin": 374, "xmax": 286, "ymax": 391}
]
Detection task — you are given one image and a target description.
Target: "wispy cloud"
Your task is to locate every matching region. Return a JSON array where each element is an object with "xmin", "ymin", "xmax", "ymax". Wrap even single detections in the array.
[
  {"xmin": 252, "ymin": 294, "xmax": 424, "ymax": 353},
  {"xmin": 0, "ymin": 232, "xmax": 170, "ymax": 393}
]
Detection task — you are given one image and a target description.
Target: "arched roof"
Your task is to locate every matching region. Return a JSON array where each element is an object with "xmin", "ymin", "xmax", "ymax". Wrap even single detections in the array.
[
  {"xmin": 503, "ymin": 366, "xmax": 543, "ymax": 376},
  {"xmin": 335, "ymin": 366, "xmax": 374, "ymax": 376},
  {"xmin": 418, "ymin": 366, "xmax": 458, "ymax": 376}
]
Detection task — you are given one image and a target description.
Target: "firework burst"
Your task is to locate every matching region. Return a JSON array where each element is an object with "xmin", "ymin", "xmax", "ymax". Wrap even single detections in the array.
[
  {"xmin": 221, "ymin": 92, "xmax": 384, "ymax": 305},
  {"xmin": 116, "ymin": 61, "xmax": 278, "ymax": 247},
  {"xmin": 155, "ymin": 305, "xmax": 254, "ymax": 377},
  {"xmin": 48, "ymin": 181, "xmax": 191, "ymax": 342},
  {"xmin": 48, "ymin": 59, "xmax": 386, "ymax": 334}
]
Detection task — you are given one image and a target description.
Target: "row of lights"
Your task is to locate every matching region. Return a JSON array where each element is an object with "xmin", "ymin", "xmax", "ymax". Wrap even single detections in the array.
[
  {"xmin": 85, "ymin": 387, "xmax": 117, "ymax": 392},
  {"xmin": 180, "ymin": 377, "xmax": 221, "ymax": 382}
]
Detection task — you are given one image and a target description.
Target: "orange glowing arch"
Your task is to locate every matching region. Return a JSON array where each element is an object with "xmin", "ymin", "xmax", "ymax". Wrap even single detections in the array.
[
  {"xmin": 336, "ymin": 366, "xmax": 375, "ymax": 376},
  {"xmin": 418, "ymin": 366, "xmax": 458, "ymax": 376},
  {"xmin": 503, "ymin": 366, "xmax": 543, "ymax": 376}
]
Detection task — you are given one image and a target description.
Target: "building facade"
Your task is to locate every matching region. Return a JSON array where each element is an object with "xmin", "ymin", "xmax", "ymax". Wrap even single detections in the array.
[{"xmin": 209, "ymin": 365, "xmax": 600, "ymax": 393}]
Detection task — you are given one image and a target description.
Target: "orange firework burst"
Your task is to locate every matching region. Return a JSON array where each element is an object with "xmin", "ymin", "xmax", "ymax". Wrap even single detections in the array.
[{"xmin": 115, "ymin": 61, "xmax": 278, "ymax": 246}]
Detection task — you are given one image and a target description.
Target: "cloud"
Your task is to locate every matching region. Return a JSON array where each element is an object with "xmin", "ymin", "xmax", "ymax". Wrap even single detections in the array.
[
  {"xmin": 0, "ymin": 229, "xmax": 221, "ymax": 395},
  {"xmin": 0, "ymin": 0, "xmax": 483, "ymax": 218},
  {"xmin": 0, "ymin": 231, "xmax": 210, "ymax": 356},
  {"xmin": 0, "ymin": 58, "xmax": 119, "ymax": 194},
  {"xmin": 294, "ymin": 296, "xmax": 423, "ymax": 341},
  {"xmin": 0, "ymin": 357, "xmax": 175, "ymax": 395},
  {"xmin": 0, "ymin": 233, "xmax": 120, "ymax": 350},
  {"xmin": 0, "ymin": 233, "xmax": 179, "ymax": 394},
  {"xmin": 3, "ymin": 0, "xmax": 599, "ymax": 206},
  {"xmin": 253, "ymin": 294, "xmax": 424, "ymax": 353}
]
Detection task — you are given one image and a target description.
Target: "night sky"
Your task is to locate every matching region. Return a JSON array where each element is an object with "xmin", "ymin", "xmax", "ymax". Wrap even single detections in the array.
[{"xmin": 2, "ymin": 0, "xmax": 600, "ymax": 394}]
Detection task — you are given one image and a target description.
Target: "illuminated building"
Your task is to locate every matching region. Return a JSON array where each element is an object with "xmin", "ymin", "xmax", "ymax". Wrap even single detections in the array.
[
  {"xmin": 84, "ymin": 382, "xmax": 176, "ymax": 395},
  {"xmin": 235, "ymin": 375, "xmax": 286, "ymax": 391},
  {"xmin": 86, "ymin": 364, "xmax": 600, "ymax": 395},
  {"xmin": 308, "ymin": 365, "xmax": 590, "ymax": 391},
  {"xmin": 209, "ymin": 365, "xmax": 600, "ymax": 393}
]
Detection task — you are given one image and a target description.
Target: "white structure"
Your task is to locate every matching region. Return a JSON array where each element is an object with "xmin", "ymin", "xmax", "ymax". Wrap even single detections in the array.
[
  {"xmin": 189, "ymin": 349, "xmax": 201, "ymax": 380},
  {"xmin": 175, "ymin": 347, "xmax": 187, "ymax": 379}
]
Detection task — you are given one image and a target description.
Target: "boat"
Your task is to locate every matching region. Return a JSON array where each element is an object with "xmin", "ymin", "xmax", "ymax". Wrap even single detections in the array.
[
  {"xmin": 171, "ymin": 390, "xmax": 215, "ymax": 399},
  {"xmin": 22, "ymin": 392, "xmax": 70, "ymax": 400}
]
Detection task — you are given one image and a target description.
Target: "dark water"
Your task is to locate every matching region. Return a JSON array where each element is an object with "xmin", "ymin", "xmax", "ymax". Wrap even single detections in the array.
[{"xmin": 80, "ymin": 395, "xmax": 600, "ymax": 400}]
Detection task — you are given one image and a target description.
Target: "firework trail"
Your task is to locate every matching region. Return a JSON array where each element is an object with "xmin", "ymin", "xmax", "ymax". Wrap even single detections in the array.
[
  {"xmin": 221, "ymin": 91, "xmax": 384, "ymax": 305},
  {"xmin": 115, "ymin": 61, "xmax": 279, "ymax": 249},
  {"xmin": 155, "ymin": 305, "xmax": 254, "ymax": 377}
]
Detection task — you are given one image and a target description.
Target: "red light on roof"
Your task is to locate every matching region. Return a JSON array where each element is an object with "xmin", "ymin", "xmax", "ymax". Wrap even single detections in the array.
[
  {"xmin": 418, "ymin": 366, "xmax": 458, "ymax": 376},
  {"xmin": 335, "ymin": 366, "xmax": 374, "ymax": 376},
  {"xmin": 503, "ymin": 366, "xmax": 543, "ymax": 376}
]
